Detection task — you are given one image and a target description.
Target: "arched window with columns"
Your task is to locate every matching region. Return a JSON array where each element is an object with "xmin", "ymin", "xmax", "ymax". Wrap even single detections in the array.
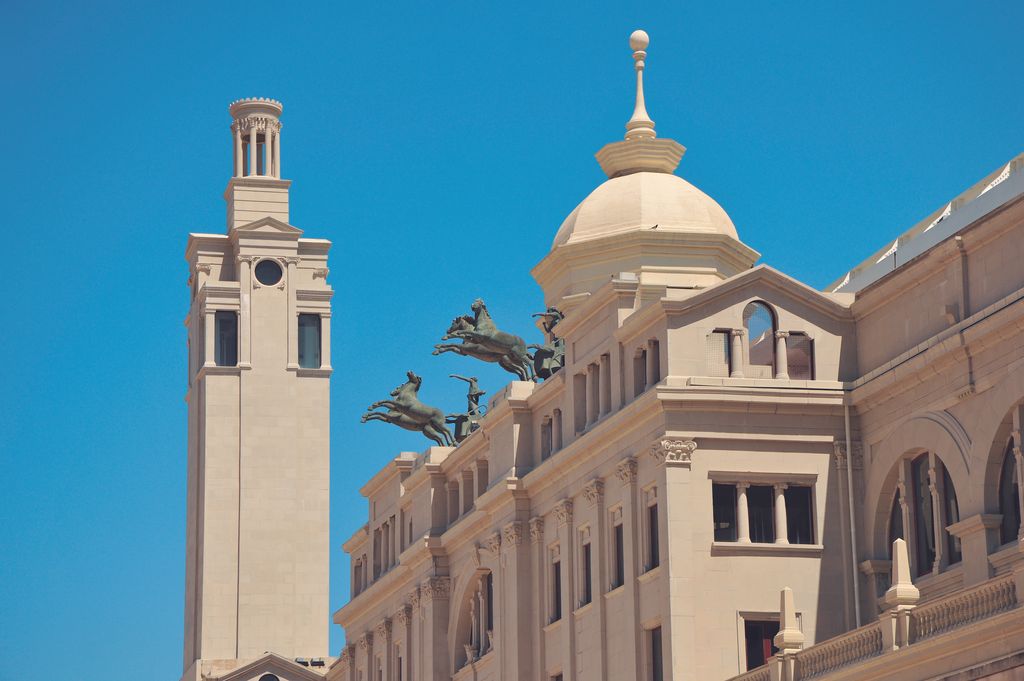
[
  {"xmin": 999, "ymin": 438, "xmax": 1021, "ymax": 545},
  {"xmin": 743, "ymin": 302, "xmax": 775, "ymax": 378},
  {"xmin": 455, "ymin": 570, "xmax": 494, "ymax": 669},
  {"xmin": 890, "ymin": 452, "xmax": 962, "ymax": 577}
]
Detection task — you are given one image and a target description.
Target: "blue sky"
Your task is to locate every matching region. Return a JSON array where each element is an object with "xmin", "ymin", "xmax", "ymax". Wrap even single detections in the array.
[{"xmin": 1, "ymin": 1, "xmax": 1021, "ymax": 679}]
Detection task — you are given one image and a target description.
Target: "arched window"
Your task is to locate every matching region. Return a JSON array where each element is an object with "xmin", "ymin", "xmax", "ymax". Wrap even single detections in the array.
[
  {"xmin": 259, "ymin": 675, "xmax": 280, "ymax": 681},
  {"xmin": 904, "ymin": 452, "xmax": 960, "ymax": 577},
  {"xmin": 743, "ymin": 302, "xmax": 775, "ymax": 378},
  {"xmin": 457, "ymin": 571, "xmax": 494, "ymax": 668},
  {"xmin": 999, "ymin": 440, "xmax": 1021, "ymax": 545}
]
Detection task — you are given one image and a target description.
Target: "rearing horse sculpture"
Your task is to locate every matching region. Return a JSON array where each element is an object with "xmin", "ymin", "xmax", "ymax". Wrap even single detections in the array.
[
  {"xmin": 438, "ymin": 299, "xmax": 534, "ymax": 381},
  {"xmin": 433, "ymin": 315, "xmax": 532, "ymax": 381},
  {"xmin": 361, "ymin": 371, "xmax": 455, "ymax": 447}
]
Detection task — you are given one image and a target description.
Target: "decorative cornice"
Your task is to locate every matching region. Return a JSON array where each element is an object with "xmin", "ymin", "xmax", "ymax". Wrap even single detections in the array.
[
  {"xmin": 502, "ymin": 521, "xmax": 523, "ymax": 547},
  {"xmin": 616, "ymin": 457, "xmax": 638, "ymax": 484},
  {"xmin": 648, "ymin": 438, "xmax": 696, "ymax": 468},
  {"xmin": 421, "ymin": 576, "xmax": 451, "ymax": 603},
  {"xmin": 375, "ymin": 618, "xmax": 392, "ymax": 642},
  {"xmin": 582, "ymin": 479, "xmax": 605, "ymax": 506},
  {"xmin": 485, "ymin": 532, "xmax": 502, "ymax": 557},
  {"xmin": 554, "ymin": 499, "xmax": 574, "ymax": 526},
  {"xmin": 529, "ymin": 517, "xmax": 545, "ymax": 544}
]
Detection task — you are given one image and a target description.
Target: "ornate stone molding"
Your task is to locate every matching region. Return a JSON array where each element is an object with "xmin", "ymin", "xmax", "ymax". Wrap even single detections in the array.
[
  {"xmin": 502, "ymin": 521, "xmax": 523, "ymax": 547},
  {"xmin": 832, "ymin": 441, "xmax": 864, "ymax": 471},
  {"xmin": 485, "ymin": 531, "xmax": 502, "ymax": 556},
  {"xmin": 554, "ymin": 499, "xmax": 573, "ymax": 526},
  {"xmin": 648, "ymin": 438, "xmax": 697, "ymax": 468},
  {"xmin": 283, "ymin": 256, "xmax": 300, "ymax": 266},
  {"xmin": 375, "ymin": 618, "xmax": 392, "ymax": 642},
  {"xmin": 338, "ymin": 645, "xmax": 354, "ymax": 670},
  {"xmin": 194, "ymin": 263, "xmax": 212, "ymax": 275},
  {"xmin": 582, "ymin": 479, "xmax": 605, "ymax": 506},
  {"xmin": 357, "ymin": 632, "xmax": 373, "ymax": 650},
  {"xmin": 409, "ymin": 587, "xmax": 421, "ymax": 612},
  {"xmin": 421, "ymin": 576, "xmax": 451, "ymax": 603},
  {"xmin": 313, "ymin": 267, "xmax": 330, "ymax": 280},
  {"xmin": 529, "ymin": 516, "xmax": 545, "ymax": 543},
  {"xmin": 395, "ymin": 604, "xmax": 412, "ymax": 625},
  {"xmin": 616, "ymin": 456, "xmax": 638, "ymax": 484}
]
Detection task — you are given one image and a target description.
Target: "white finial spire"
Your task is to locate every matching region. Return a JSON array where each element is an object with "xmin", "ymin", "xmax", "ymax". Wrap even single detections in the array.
[{"xmin": 625, "ymin": 29, "xmax": 656, "ymax": 140}]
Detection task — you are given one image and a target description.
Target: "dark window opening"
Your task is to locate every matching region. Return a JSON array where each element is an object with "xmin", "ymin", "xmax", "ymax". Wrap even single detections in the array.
[
  {"xmin": 298, "ymin": 313, "xmax": 322, "ymax": 369},
  {"xmin": 888, "ymin": 488, "xmax": 904, "ymax": 558},
  {"xmin": 1000, "ymin": 441, "xmax": 1021, "ymax": 544},
  {"xmin": 744, "ymin": 620, "xmax": 780, "ymax": 670},
  {"xmin": 214, "ymin": 311, "xmax": 238, "ymax": 367},
  {"xmin": 581, "ymin": 542, "xmax": 592, "ymax": 605},
  {"xmin": 485, "ymin": 571, "xmax": 494, "ymax": 630},
  {"xmin": 911, "ymin": 455, "xmax": 935, "ymax": 576},
  {"xmin": 942, "ymin": 465, "xmax": 961, "ymax": 564},
  {"xmin": 785, "ymin": 486, "xmax": 814, "ymax": 544},
  {"xmin": 748, "ymin": 485, "xmax": 775, "ymax": 543},
  {"xmin": 650, "ymin": 626, "xmax": 664, "ymax": 681},
  {"xmin": 612, "ymin": 523, "xmax": 625, "ymax": 588},
  {"xmin": 713, "ymin": 483, "xmax": 738, "ymax": 541},
  {"xmin": 648, "ymin": 504, "xmax": 660, "ymax": 569},
  {"xmin": 551, "ymin": 560, "xmax": 562, "ymax": 622},
  {"xmin": 787, "ymin": 332, "xmax": 813, "ymax": 380}
]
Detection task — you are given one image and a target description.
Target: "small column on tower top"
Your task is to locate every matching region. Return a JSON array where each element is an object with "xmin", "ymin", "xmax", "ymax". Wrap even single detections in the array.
[{"xmin": 224, "ymin": 98, "xmax": 290, "ymax": 230}]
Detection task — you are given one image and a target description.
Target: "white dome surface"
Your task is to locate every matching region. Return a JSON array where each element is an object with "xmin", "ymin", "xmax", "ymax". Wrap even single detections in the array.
[{"xmin": 553, "ymin": 171, "xmax": 739, "ymax": 248}]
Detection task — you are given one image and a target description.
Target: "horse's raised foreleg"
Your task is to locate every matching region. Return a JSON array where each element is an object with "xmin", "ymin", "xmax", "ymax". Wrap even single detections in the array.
[
  {"xmin": 433, "ymin": 344, "xmax": 466, "ymax": 356},
  {"xmin": 368, "ymin": 399, "xmax": 399, "ymax": 410},
  {"xmin": 361, "ymin": 412, "xmax": 391, "ymax": 424}
]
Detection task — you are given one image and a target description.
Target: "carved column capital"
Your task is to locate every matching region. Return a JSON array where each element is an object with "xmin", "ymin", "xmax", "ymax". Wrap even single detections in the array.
[
  {"xmin": 731, "ymin": 328, "xmax": 746, "ymax": 337},
  {"xmin": 484, "ymin": 531, "xmax": 502, "ymax": 556},
  {"xmin": 775, "ymin": 330, "xmax": 790, "ymax": 339},
  {"xmin": 582, "ymin": 479, "xmax": 605, "ymax": 506},
  {"xmin": 395, "ymin": 604, "xmax": 412, "ymax": 625},
  {"xmin": 648, "ymin": 438, "xmax": 697, "ymax": 468},
  {"xmin": 616, "ymin": 456, "xmax": 638, "ymax": 484},
  {"xmin": 421, "ymin": 576, "xmax": 451, "ymax": 603},
  {"xmin": 357, "ymin": 632, "xmax": 373, "ymax": 650},
  {"xmin": 502, "ymin": 521, "xmax": 523, "ymax": 547},
  {"xmin": 554, "ymin": 499, "xmax": 573, "ymax": 526},
  {"xmin": 833, "ymin": 441, "xmax": 864, "ymax": 470},
  {"xmin": 529, "ymin": 516, "xmax": 545, "ymax": 543},
  {"xmin": 375, "ymin": 618, "xmax": 392, "ymax": 643},
  {"xmin": 409, "ymin": 586, "xmax": 421, "ymax": 612}
]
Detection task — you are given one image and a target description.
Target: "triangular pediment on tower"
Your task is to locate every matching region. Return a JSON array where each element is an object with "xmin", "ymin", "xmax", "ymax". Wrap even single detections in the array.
[
  {"xmin": 232, "ymin": 216, "xmax": 303, "ymax": 236},
  {"xmin": 212, "ymin": 652, "xmax": 328, "ymax": 681}
]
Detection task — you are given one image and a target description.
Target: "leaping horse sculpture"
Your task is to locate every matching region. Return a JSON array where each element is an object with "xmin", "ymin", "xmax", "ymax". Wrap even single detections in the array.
[
  {"xmin": 433, "ymin": 299, "xmax": 534, "ymax": 381},
  {"xmin": 361, "ymin": 371, "xmax": 455, "ymax": 447}
]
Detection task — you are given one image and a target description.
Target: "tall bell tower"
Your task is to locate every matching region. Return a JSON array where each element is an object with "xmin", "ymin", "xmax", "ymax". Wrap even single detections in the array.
[{"xmin": 181, "ymin": 98, "xmax": 332, "ymax": 680}]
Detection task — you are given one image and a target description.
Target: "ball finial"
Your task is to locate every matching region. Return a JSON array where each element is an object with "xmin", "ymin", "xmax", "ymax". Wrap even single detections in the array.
[{"xmin": 630, "ymin": 29, "xmax": 649, "ymax": 51}]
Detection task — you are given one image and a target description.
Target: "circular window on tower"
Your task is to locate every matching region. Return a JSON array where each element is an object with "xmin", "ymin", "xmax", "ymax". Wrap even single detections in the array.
[{"xmin": 254, "ymin": 259, "xmax": 283, "ymax": 286}]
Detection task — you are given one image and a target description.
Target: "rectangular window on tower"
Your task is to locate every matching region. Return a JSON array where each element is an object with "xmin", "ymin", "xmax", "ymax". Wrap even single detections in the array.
[
  {"xmin": 580, "ymin": 537, "xmax": 593, "ymax": 606},
  {"xmin": 748, "ymin": 485, "xmax": 776, "ymax": 543},
  {"xmin": 298, "ymin": 313, "xmax": 322, "ymax": 369},
  {"xmin": 785, "ymin": 486, "xmax": 815, "ymax": 544},
  {"xmin": 713, "ymin": 483, "xmax": 738, "ymax": 541},
  {"xmin": 214, "ymin": 311, "xmax": 238, "ymax": 367},
  {"xmin": 647, "ymin": 502, "xmax": 660, "ymax": 570},
  {"xmin": 550, "ymin": 556, "xmax": 563, "ymax": 622}
]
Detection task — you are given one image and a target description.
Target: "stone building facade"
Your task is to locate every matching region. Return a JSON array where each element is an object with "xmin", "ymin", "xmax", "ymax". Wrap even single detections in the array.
[{"xmin": 179, "ymin": 31, "xmax": 1024, "ymax": 681}]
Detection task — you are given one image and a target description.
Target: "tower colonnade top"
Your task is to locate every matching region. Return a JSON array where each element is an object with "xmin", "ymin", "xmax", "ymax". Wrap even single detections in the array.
[{"xmin": 229, "ymin": 97, "xmax": 283, "ymax": 179}]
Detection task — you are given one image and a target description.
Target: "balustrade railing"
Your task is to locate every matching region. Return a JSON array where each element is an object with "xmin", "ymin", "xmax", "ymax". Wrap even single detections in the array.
[
  {"xmin": 795, "ymin": 621, "xmax": 883, "ymax": 678},
  {"xmin": 913, "ymin": 574, "xmax": 1016, "ymax": 641}
]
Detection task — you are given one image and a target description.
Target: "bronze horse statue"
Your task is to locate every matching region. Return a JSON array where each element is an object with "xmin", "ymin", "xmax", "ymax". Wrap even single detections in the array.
[
  {"xmin": 434, "ymin": 299, "xmax": 534, "ymax": 381},
  {"xmin": 433, "ymin": 315, "xmax": 533, "ymax": 381},
  {"xmin": 361, "ymin": 371, "xmax": 455, "ymax": 447}
]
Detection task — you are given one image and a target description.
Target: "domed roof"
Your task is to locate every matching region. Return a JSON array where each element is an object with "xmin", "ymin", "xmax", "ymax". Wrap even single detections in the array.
[{"xmin": 552, "ymin": 170, "xmax": 738, "ymax": 248}]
